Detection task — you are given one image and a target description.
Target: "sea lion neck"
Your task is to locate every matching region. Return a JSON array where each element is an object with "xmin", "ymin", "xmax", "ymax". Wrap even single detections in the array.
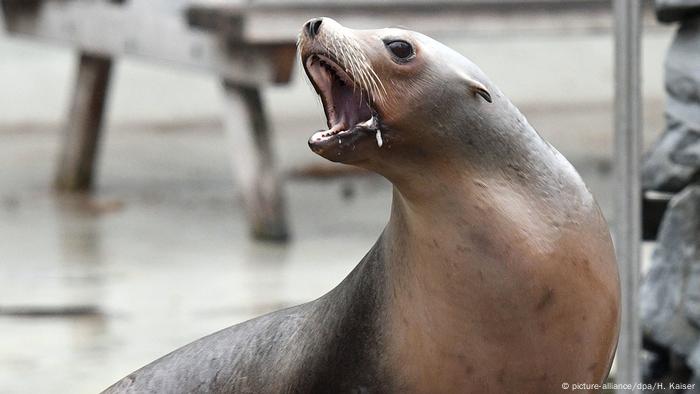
[
  {"xmin": 378, "ymin": 138, "xmax": 568, "ymax": 320},
  {"xmin": 380, "ymin": 109, "xmax": 556, "ymax": 205},
  {"xmin": 380, "ymin": 181, "xmax": 520, "ymax": 305},
  {"xmin": 376, "ymin": 180, "xmax": 546, "ymax": 391}
]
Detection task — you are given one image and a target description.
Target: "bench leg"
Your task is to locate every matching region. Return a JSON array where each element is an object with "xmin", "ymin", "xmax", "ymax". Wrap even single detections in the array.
[
  {"xmin": 221, "ymin": 81, "xmax": 288, "ymax": 241},
  {"xmin": 54, "ymin": 53, "xmax": 113, "ymax": 192}
]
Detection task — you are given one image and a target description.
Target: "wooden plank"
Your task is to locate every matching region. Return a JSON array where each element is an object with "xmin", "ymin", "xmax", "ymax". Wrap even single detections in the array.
[
  {"xmin": 221, "ymin": 81, "xmax": 288, "ymax": 241},
  {"xmin": 55, "ymin": 52, "xmax": 112, "ymax": 192},
  {"xmin": 0, "ymin": 0, "xmax": 294, "ymax": 85},
  {"xmin": 186, "ymin": 0, "xmax": 658, "ymax": 44}
]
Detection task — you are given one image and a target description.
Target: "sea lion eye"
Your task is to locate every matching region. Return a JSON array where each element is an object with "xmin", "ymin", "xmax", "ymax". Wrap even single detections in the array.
[{"xmin": 386, "ymin": 40, "xmax": 414, "ymax": 61}]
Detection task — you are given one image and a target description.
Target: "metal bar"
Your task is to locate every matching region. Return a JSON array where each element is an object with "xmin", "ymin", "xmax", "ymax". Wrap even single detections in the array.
[{"xmin": 613, "ymin": 0, "xmax": 643, "ymax": 391}]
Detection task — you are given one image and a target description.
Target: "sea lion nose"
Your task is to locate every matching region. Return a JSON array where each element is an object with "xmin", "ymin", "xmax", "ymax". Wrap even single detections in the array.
[{"xmin": 305, "ymin": 18, "xmax": 323, "ymax": 38}]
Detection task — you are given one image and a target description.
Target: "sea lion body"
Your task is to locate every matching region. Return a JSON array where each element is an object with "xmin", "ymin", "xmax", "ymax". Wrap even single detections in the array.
[{"xmin": 104, "ymin": 18, "xmax": 620, "ymax": 394}]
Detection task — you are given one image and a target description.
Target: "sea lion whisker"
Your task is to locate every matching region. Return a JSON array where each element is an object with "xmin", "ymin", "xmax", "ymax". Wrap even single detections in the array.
[
  {"xmin": 354, "ymin": 56, "xmax": 375, "ymax": 105},
  {"xmin": 366, "ymin": 66, "xmax": 387, "ymax": 102},
  {"xmin": 363, "ymin": 66, "xmax": 382, "ymax": 104},
  {"xmin": 340, "ymin": 38, "xmax": 366, "ymax": 96},
  {"xmin": 337, "ymin": 41, "xmax": 359, "ymax": 96},
  {"xmin": 347, "ymin": 53, "xmax": 365, "ymax": 98}
]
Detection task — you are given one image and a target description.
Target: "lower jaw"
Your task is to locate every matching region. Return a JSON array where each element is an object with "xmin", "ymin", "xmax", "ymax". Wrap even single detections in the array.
[
  {"xmin": 310, "ymin": 114, "xmax": 384, "ymax": 151},
  {"xmin": 308, "ymin": 128, "xmax": 363, "ymax": 155},
  {"xmin": 308, "ymin": 129, "xmax": 379, "ymax": 164},
  {"xmin": 309, "ymin": 126, "xmax": 355, "ymax": 145}
]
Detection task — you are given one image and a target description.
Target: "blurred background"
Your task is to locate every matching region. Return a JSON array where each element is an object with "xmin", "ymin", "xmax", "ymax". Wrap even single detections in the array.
[{"xmin": 0, "ymin": 1, "xmax": 672, "ymax": 393}]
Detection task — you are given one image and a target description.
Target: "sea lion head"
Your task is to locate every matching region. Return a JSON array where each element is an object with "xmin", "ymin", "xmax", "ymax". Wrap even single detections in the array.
[{"xmin": 298, "ymin": 17, "xmax": 497, "ymax": 176}]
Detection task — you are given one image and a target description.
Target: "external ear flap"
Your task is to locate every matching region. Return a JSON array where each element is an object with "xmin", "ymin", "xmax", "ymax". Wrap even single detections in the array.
[
  {"xmin": 453, "ymin": 66, "xmax": 492, "ymax": 103},
  {"xmin": 469, "ymin": 80, "xmax": 492, "ymax": 103}
]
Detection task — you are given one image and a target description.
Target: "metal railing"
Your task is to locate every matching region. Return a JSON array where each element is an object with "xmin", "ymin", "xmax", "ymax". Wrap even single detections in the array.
[{"xmin": 613, "ymin": 0, "xmax": 642, "ymax": 392}]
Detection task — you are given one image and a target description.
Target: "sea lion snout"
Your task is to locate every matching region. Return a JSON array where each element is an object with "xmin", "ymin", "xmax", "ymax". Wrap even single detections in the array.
[{"xmin": 299, "ymin": 18, "xmax": 389, "ymax": 165}]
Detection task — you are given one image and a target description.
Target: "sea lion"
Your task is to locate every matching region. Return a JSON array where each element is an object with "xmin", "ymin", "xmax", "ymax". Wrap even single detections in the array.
[{"xmin": 102, "ymin": 17, "xmax": 620, "ymax": 393}]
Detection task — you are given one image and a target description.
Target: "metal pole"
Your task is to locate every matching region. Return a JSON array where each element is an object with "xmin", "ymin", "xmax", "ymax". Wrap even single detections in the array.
[{"xmin": 613, "ymin": 0, "xmax": 642, "ymax": 391}]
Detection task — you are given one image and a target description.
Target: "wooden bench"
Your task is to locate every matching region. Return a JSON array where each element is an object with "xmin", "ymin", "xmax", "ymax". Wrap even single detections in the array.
[
  {"xmin": 0, "ymin": 0, "xmax": 647, "ymax": 241},
  {"xmin": 1, "ymin": 0, "xmax": 296, "ymax": 240}
]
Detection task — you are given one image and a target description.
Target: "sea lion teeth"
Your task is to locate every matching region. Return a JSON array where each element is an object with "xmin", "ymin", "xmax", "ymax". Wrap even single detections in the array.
[
  {"xmin": 375, "ymin": 129, "xmax": 383, "ymax": 148},
  {"xmin": 359, "ymin": 118, "xmax": 372, "ymax": 128}
]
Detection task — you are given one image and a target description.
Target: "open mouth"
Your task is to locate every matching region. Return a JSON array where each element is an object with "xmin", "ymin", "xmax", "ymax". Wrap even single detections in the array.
[{"xmin": 304, "ymin": 54, "xmax": 383, "ymax": 148}]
